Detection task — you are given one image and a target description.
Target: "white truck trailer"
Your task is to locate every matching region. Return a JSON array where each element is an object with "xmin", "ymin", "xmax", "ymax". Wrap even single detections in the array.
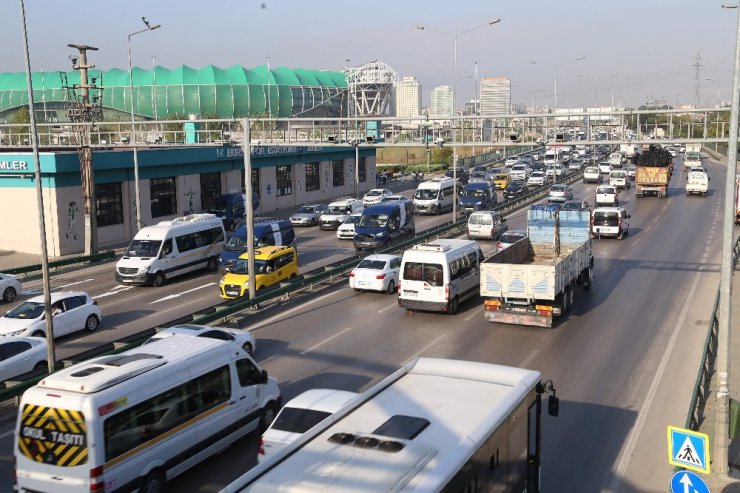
[{"xmin": 480, "ymin": 205, "xmax": 593, "ymax": 327}]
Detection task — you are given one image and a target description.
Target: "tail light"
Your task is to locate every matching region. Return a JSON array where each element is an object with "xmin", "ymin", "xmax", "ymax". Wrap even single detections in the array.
[
  {"xmin": 445, "ymin": 285, "xmax": 449, "ymax": 301},
  {"xmin": 376, "ymin": 273, "xmax": 386, "ymax": 280},
  {"xmin": 258, "ymin": 436, "xmax": 265, "ymax": 456},
  {"xmin": 349, "ymin": 272, "xmax": 355, "ymax": 277},
  {"xmin": 496, "ymin": 241, "xmax": 502, "ymax": 251},
  {"xmin": 618, "ymin": 215, "xmax": 623, "ymax": 228},
  {"xmin": 90, "ymin": 466, "xmax": 105, "ymax": 493}
]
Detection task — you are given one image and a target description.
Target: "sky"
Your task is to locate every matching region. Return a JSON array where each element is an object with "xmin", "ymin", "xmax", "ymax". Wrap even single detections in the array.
[{"xmin": 0, "ymin": 0, "xmax": 737, "ymax": 110}]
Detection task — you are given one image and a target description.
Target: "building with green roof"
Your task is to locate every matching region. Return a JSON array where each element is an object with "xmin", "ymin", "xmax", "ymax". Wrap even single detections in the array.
[{"xmin": 0, "ymin": 64, "xmax": 349, "ymax": 121}]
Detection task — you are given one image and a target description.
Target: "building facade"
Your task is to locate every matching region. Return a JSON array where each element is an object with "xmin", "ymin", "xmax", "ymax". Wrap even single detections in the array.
[
  {"xmin": 0, "ymin": 145, "xmax": 376, "ymax": 256},
  {"xmin": 395, "ymin": 77, "xmax": 422, "ymax": 117},
  {"xmin": 480, "ymin": 77, "xmax": 511, "ymax": 116},
  {"xmin": 430, "ymin": 86, "xmax": 453, "ymax": 117}
]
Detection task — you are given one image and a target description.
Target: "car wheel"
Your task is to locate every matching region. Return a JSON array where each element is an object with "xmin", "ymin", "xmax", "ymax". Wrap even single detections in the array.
[
  {"xmin": 386, "ymin": 280, "xmax": 395, "ymax": 295},
  {"xmin": 260, "ymin": 401, "xmax": 278, "ymax": 433},
  {"xmin": 448, "ymin": 296, "xmax": 459, "ymax": 315},
  {"xmin": 242, "ymin": 342, "xmax": 253, "ymax": 355},
  {"xmin": 32, "ymin": 330, "xmax": 45, "ymax": 338},
  {"xmin": 140, "ymin": 470, "xmax": 166, "ymax": 493},
  {"xmin": 311, "ymin": 218, "xmax": 317, "ymax": 226},
  {"xmin": 3, "ymin": 287, "xmax": 17, "ymax": 302},
  {"xmin": 85, "ymin": 315, "xmax": 100, "ymax": 332},
  {"xmin": 33, "ymin": 361, "xmax": 48, "ymax": 372},
  {"xmin": 152, "ymin": 272, "xmax": 165, "ymax": 287}
]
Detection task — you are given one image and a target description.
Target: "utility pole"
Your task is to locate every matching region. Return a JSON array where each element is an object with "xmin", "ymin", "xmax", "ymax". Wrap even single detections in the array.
[
  {"xmin": 67, "ymin": 44, "xmax": 102, "ymax": 255},
  {"xmin": 693, "ymin": 52, "xmax": 703, "ymax": 108}
]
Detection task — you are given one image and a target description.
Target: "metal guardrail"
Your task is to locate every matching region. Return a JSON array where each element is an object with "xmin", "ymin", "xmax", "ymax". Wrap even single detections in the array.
[
  {"xmin": 0, "ymin": 167, "xmax": 586, "ymax": 403},
  {"xmin": 5, "ymin": 250, "xmax": 116, "ymax": 277},
  {"xmin": 685, "ymin": 236, "xmax": 740, "ymax": 431}
]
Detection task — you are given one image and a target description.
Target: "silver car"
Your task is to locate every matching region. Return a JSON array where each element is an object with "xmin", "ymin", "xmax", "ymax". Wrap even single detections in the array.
[
  {"xmin": 146, "ymin": 323, "xmax": 256, "ymax": 354},
  {"xmin": 289, "ymin": 204, "xmax": 329, "ymax": 226}
]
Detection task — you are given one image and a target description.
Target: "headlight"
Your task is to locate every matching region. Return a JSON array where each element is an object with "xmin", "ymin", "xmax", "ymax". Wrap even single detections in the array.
[
  {"xmin": 476, "ymin": 201, "xmax": 482, "ymax": 206},
  {"xmin": 139, "ymin": 267, "xmax": 148, "ymax": 274},
  {"xmin": 219, "ymin": 279, "xmax": 225, "ymax": 286},
  {"xmin": 376, "ymin": 232, "xmax": 386, "ymax": 238}
]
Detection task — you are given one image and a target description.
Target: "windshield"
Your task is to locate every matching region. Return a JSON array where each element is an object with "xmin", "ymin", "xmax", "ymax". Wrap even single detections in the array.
[
  {"xmin": 271, "ymin": 408, "xmax": 331, "ymax": 434},
  {"xmin": 597, "ymin": 187, "xmax": 614, "ymax": 194},
  {"xmin": 414, "ymin": 189, "xmax": 438, "ymax": 200},
  {"xmin": 551, "ymin": 186, "xmax": 566, "ymax": 192},
  {"xmin": 403, "ymin": 262, "xmax": 444, "ymax": 286},
  {"xmin": 343, "ymin": 215, "xmax": 361, "ymax": 225},
  {"xmin": 208, "ymin": 197, "xmax": 229, "ymax": 213},
  {"xmin": 593, "ymin": 212, "xmax": 619, "ymax": 225},
  {"xmin": 469, "ymin": 214, "xmax": 492, "ymax": 226},
  {"xmin": 297, "ymin": 206, "xmax": 316, "ymax": 214},
  {"xmin": 357, "ymin": 259, "xmax": 387, "ymax": 270},
  {"xmin": 126, "ymin": 239, "xmax": 161, "ymax": 258},
  {"xmin": 6, "ymin": 301, "xmax": 44, "ymax": 319},
  {"xmin": 326, "ymin": 206, "xmax": 344, "ymax": 214},
  {"xmin": 499, "ymin": 233, "xmax": 525, "ymax": 243},
  {"xmin": 358, "ymin": 213, "xmax": 389, "ymax": 227},
  {"xmin": 231, "ymin": 258, "xmax": 269, "ymax": 274}
]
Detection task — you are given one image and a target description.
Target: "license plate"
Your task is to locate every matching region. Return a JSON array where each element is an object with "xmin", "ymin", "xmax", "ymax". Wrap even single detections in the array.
[
  {"xmin": 227, "ymin": 290, "xmax": 240, "ymax": 296},
  {"xmin": 358, "ymin": 281, "xmax": 366, "ymax": 286},
  {"xmin": 511, "ymin": 307, "xmax": 527, "ymax": 312},
  {"xmin": 122, "ymin": 279, "xmax": 133, "ymax": 283}
]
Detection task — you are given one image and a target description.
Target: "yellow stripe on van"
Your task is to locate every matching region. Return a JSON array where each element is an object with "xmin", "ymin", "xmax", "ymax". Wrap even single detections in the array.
[
  {"xmin": 103, "ymin": 401, "xmax": 230, "ymax": 470},
  {"xmin": 18, "ymin": 404, "xmax": 88, "ymax": 467}
]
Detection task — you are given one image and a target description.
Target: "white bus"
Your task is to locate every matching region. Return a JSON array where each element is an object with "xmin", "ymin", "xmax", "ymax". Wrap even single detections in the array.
[
  {"xmin": 15, "ymin": 336, "xmax": 282, "ymax": 493},
  {"xmin": 398, "ymin": 239, "xmax": 483, "ymax": 314},
  {"xmin": 115, "ymin": 213, "xmax": 225, "ymax": 286},
  {"xmin": 224, "ymin": 357, "xmax": 559, "ymax": 493}
]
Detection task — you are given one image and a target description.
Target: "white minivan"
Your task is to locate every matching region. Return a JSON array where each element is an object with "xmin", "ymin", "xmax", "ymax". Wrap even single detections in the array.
[
  {"xmin": 609, "ymin": 170, "xmax": 630, "ymax": 190},
  {"xmin": 467, "ymin": 210, "xmax": 508, "ymax": 240},
  {"xmin": 398, "ymin": 239, "xmax": 483, "ymax": 314},
  {"xmin": 115, "ymin": 213, "xmax": 225, "ymax": 286},
  {"xmin": 413, "ymin": 177, "xmax": 455, "ymax": 215}
]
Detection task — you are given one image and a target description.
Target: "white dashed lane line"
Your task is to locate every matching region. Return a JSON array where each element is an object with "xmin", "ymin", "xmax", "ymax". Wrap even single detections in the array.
[{"xmin": 148, "ymin": 283, "xmax": 216, "ymax": 304}]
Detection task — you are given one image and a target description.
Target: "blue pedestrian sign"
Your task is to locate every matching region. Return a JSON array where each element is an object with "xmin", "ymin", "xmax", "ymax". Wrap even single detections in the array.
[
  {"xmin": 667, "ymin": 426, "xmax": 710, "ymax": 474},
  {"xmin": 670, "ymin": 470, "xmax": 710, "ymax": 493}
]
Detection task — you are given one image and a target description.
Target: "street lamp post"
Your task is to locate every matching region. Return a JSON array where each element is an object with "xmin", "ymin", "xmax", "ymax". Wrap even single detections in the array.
[
  {"xmin": 128, "ymin": 18, "xmax": 161, "ymax": 233},
  {"xmin": 413, "ymin": 18, "xmax": 501, "ymax": 221},
  {"xmin": 529, "ymin": 57, "xmax": 585, "ymax": 111},
  {"xmin": 715, "ymin": 3, "xmax": 740, "ymax": 477}
]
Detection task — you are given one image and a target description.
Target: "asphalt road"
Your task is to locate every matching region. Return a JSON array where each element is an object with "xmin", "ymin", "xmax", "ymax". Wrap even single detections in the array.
[{"xmin": 0, "ymin": 155, "xmax": 727, "ymax": 492}]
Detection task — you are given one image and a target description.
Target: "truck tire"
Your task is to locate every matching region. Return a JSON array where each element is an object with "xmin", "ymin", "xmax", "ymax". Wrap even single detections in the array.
[
  {"xmin": 447, "ymin": 296, "xmax": 459, "ymax": 315},
  {"xmin": 582, "ymin": 268, "xmax": 593, "ymax": 289}
]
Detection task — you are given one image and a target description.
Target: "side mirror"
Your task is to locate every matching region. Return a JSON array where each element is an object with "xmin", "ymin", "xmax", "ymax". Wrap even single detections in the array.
[{"xmin": 548, "ymin": 394, "xmax": 560, "ymax": 417}]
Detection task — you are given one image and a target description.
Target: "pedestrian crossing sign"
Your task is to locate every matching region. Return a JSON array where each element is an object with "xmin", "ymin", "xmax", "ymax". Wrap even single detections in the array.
[{"xmin": 667, "ymin": 426, "xmax": 710, "ymax": 474}]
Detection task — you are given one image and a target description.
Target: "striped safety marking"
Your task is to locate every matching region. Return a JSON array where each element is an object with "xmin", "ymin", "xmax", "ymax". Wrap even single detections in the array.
[{"xmin": 18, "ymin": 404, "xmax": 88, "ymax": 467}]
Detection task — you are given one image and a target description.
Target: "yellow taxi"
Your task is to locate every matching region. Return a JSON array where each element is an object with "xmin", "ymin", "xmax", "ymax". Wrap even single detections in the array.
[
  {"xmin": 219, "ymin": 245, "xmax": 298, "ymax": 298},
  {"xmin": 493, "ymin": 173, "xmax": 510, "ymax": 190}
]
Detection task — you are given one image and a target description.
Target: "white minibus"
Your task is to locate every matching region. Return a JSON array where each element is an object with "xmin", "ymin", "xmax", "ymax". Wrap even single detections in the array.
[
  {"xmin": 224, "ymin": 357, "xmax": 560, "ymax": 493},
  {"xmin": 115, "ymin": 213, "xmax": 225, "ymax": 286},
  {"xmin": 15, "ymin": 336, "xmax": 281, "ymax": 493},
  {"xmin": 412, "ymin": 177, "xmax": 455, "ymax": 215},
  {"xmin": 398, "ymin": 239, "xmax": 483, "ymax": 314}
]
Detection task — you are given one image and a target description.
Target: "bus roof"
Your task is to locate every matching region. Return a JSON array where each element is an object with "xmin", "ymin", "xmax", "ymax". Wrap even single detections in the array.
[{"xmin": 229, "ymin": 358, "xmax": 540, "ymax": 493}]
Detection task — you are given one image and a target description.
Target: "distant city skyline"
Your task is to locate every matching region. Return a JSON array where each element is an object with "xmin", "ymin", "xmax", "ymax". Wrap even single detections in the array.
[{"xmin": 0, "ymin": 0, "xmax": 735, "ymax": 110}]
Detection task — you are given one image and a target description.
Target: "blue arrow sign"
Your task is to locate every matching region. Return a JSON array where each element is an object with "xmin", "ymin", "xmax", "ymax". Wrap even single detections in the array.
[
  {"xmin": 670, "ymin": 471, "xmax": 709, "ymax": 493},
  {"xmin": 667, "ymin": 426, "xmax": 710, "ymax": 474}
]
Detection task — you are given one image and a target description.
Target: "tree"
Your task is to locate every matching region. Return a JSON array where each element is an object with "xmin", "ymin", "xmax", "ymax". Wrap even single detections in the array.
[{"xmin": 8, "ymin": 107, "xmax": 30, "ymax": 145}]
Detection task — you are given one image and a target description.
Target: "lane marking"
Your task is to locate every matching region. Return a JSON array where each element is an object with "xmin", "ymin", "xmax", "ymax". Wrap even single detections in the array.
[
  {"xmin": 409, "ymin": 334, "xmax": 446, "ymax": 359},
  {"xmin": 652, "ymin": 217, "xmax": 659, "ymax": 224},
  {"xmin": 148, "ymin": 283, "xmax": 216, "ymax": 304},
  {"xmin": 55, "ymin": 278, "xmax": 94, "ymax": 289},
  {"xmin": 378, "ymin": 301, "xmax": 399, "ymax": 314},
  {"xmin": 520, "ymin": 349, "xmax": 540, "ymax": 369},
  {"xmin": 95, "ymin": 286, "xmax": 134, "ymax": 299},
  {"xmin": 252, "ymin": 291, "xmax": 338, "ymax": 329},
  {"xmin": 609, "ymin": 269, "xmax": 703, "ymax": 493},
  {"xmin": 300, "ymin": 327, "xmax": 354, "ymax": 355},
  {"xmin": 631, "ymin": 237, "xmax": 641, "ymax": 246},
  {"xmin": 464, "ymin": 310, "xmax": 479, "ymax": 322},
  {"xmin": 0, "ymin": 429, "xmax": 14, "ymax": 440}
]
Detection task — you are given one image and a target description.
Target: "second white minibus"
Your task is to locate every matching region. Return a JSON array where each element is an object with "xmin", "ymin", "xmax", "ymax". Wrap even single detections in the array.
[{"xmin": 398, "ymin": 239, "xmax": 483, "ymax": 314}]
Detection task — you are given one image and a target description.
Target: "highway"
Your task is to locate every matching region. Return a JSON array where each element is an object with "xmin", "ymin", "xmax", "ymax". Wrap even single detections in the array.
[{"xmin": 0, "ymin": 154, "xmax": 727, "ymax": 492}]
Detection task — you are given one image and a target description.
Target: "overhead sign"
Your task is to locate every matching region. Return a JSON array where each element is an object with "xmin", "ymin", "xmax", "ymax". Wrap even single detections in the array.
[
  {"xmin": 670, "ymin": 470, "xmax": 709, "ymax": 493},
  {"xmin": 667, "ymin": 426, "xmax": 710, "ymax": 474}
]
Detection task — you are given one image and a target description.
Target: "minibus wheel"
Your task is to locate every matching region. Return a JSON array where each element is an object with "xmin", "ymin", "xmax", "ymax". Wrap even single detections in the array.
[
  {"xmin": 141, "ymin": 471, "xmax": 165, "ymax": 493},
  {"xmin": 152, "ymin": 272, "xmax": 165, "ymax": 287}
]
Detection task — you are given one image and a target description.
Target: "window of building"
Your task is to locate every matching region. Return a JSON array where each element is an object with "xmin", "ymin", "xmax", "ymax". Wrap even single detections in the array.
[
  {"xmin": 95, "ymin": 182, "xmax": 123, "ymax": 227},
  {"xmin": 358, "ymin": 157, "xmax": 366, "ymax": 183},
  {"xmin": 305, "ymin": 163, "xmax": 320, "ymax": 191},
  {"xmin": 200, "ymin": 173, "xmax": 221, "ymax": 211},
  {"xmin": 150, "ymin": 177, "xmax": 177, "ymax": 218},
  {"xmin": 240, "ymin": 169, "xmax": 260, "ymax": 199},
  {"xmin": 332, "ymin": 160, "xmax": 344, "ymax": 187},
  {"xmin": 276, "ymin": 165, "xmax": 292, "ymax": 196}
]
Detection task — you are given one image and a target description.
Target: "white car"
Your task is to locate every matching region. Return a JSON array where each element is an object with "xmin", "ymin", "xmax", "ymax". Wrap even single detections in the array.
[
  {"xmin": 0, "ymin": 273, "xmax": 22, "ymax": 302},
  {"xmin": 527, "ymin": 171, "xmax": 547, "ymax": 187},
  {"xmin": 509, "ymin": 164, "xmax": 530, "ymax": 181},
  {"xmin": 349, "ymin": 254, "xmax": 402, "ymax": 294},
  {"xmin": 583, "ymin": 166, "xmax": 602, "ymax": 184},
  {"xmin": 0, "ymin": 291, "xmax": 101, "ymax": 338},
  {"xmin": 0, "ymin": 336, "xmax": 47, "ymax": 383},
  {"xmin": 598, "ymin": 161, "xmax": 612, "ymax": 174},
  {"xmin": 145, "ymin": 323, "xmax": 256, "ymax": 355},
  {"xmin": 258, "ymin": 389, "xmax": 358, "ymax": 464},
  {"xmin": 504, "ymin": 156, "xmax": 520, "ymax": 167},
  {"xmin": 591, "ymin": 206, "xmax": 630, "ymax": 239},
  {"xmin": 336, "ymin": 212, "xmax": 362, "ymax": 240},
  {"xmin": 362, "ymin": 188, "xmax": 392, "ymax": 206},
  {"xmin": 497, "ymin": 230, "xmax": 528, "ymax": 252},
  {"xmin": 595, "ymin": 184, "xmax": 619, "ymax": 206},
  {"xmin": 545, "ymin": 165, "xmax": 564, "ymax": 178}
]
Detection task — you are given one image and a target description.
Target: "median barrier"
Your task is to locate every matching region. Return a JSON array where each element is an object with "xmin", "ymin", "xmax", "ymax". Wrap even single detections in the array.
[
  {"xmin": 62, "ymin": 343, "xmax": 115, "ymax": 368},
  {"xmin": 112, "ymin": 328, "xmax": 157, "ymax": 349},
  {"xmin": 5, "ymin": 250, "xmax": 117, "ymax": 276}
]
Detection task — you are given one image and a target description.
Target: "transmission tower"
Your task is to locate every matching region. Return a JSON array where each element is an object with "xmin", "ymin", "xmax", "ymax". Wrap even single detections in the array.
[{"xmin": 693, "ymin": 53, "xmax": 703, "ymax": 108}]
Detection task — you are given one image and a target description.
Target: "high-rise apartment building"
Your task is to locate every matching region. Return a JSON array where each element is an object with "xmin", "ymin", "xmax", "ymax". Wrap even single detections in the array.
[
  {"xmin": 395, "ymin": 76, "xmax": 422, "ymax": 117},
  {"xmin": 430, "ymin": 86, "xmax": 453, "ymax": 116},
  {"xmin": 480, "ymin": 77, "xmax": 511, "ymax": 116}
]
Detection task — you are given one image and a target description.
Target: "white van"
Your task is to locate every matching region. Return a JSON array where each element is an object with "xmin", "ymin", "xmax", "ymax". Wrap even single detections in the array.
[
  {"xmin": 686, "ymin": 170, "xmax": 709, "ymax": 195},
  {"xmin": 115, "ymin": 213, "xmax": 225, "ymax": 287},
  {"xmin": 413, "ymin": 177, "xmax": 455, "ymax": 215},
  {"xmin": 398, "ymin": 239, "xmax": 483, "ymax": 314},
  {"xmin": 318, "ymin": 197, "xmax": 364, "ymax": 230},
  {"xmin": 609, "ymin": 170, "xmax": 630, "ymax": 190},
  {"xmin": 15, "ymin": 336, "xmax": 281, "ymax": 493},
  {"xmin": 467, "ymin": 210, "xmax": 508, "ymax": 240}
]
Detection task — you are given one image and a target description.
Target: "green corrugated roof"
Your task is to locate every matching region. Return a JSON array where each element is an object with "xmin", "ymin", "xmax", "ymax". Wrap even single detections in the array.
[{"xmin": 0, "ymin": 64, "xmax": 348, "ymax": 119}]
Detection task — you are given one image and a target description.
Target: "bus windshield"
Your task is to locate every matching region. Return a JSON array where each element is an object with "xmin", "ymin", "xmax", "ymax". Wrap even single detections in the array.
[
  {"xmin": 126, "ymin": 239, "xmax": 161, "ymax": 258},
  {"xmin": 414, "ymin": 189, "xmax": 438, "ymax": 200}
]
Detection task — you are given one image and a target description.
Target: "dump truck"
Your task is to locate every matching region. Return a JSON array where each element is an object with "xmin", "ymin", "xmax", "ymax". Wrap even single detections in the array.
[
  {"xmin": 635, "ymin": 145, "xmax": 672, "ymax": 198},
  {"xmin": 480, "ymin": 204, "xmax": 593, "ymax": 327}
]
